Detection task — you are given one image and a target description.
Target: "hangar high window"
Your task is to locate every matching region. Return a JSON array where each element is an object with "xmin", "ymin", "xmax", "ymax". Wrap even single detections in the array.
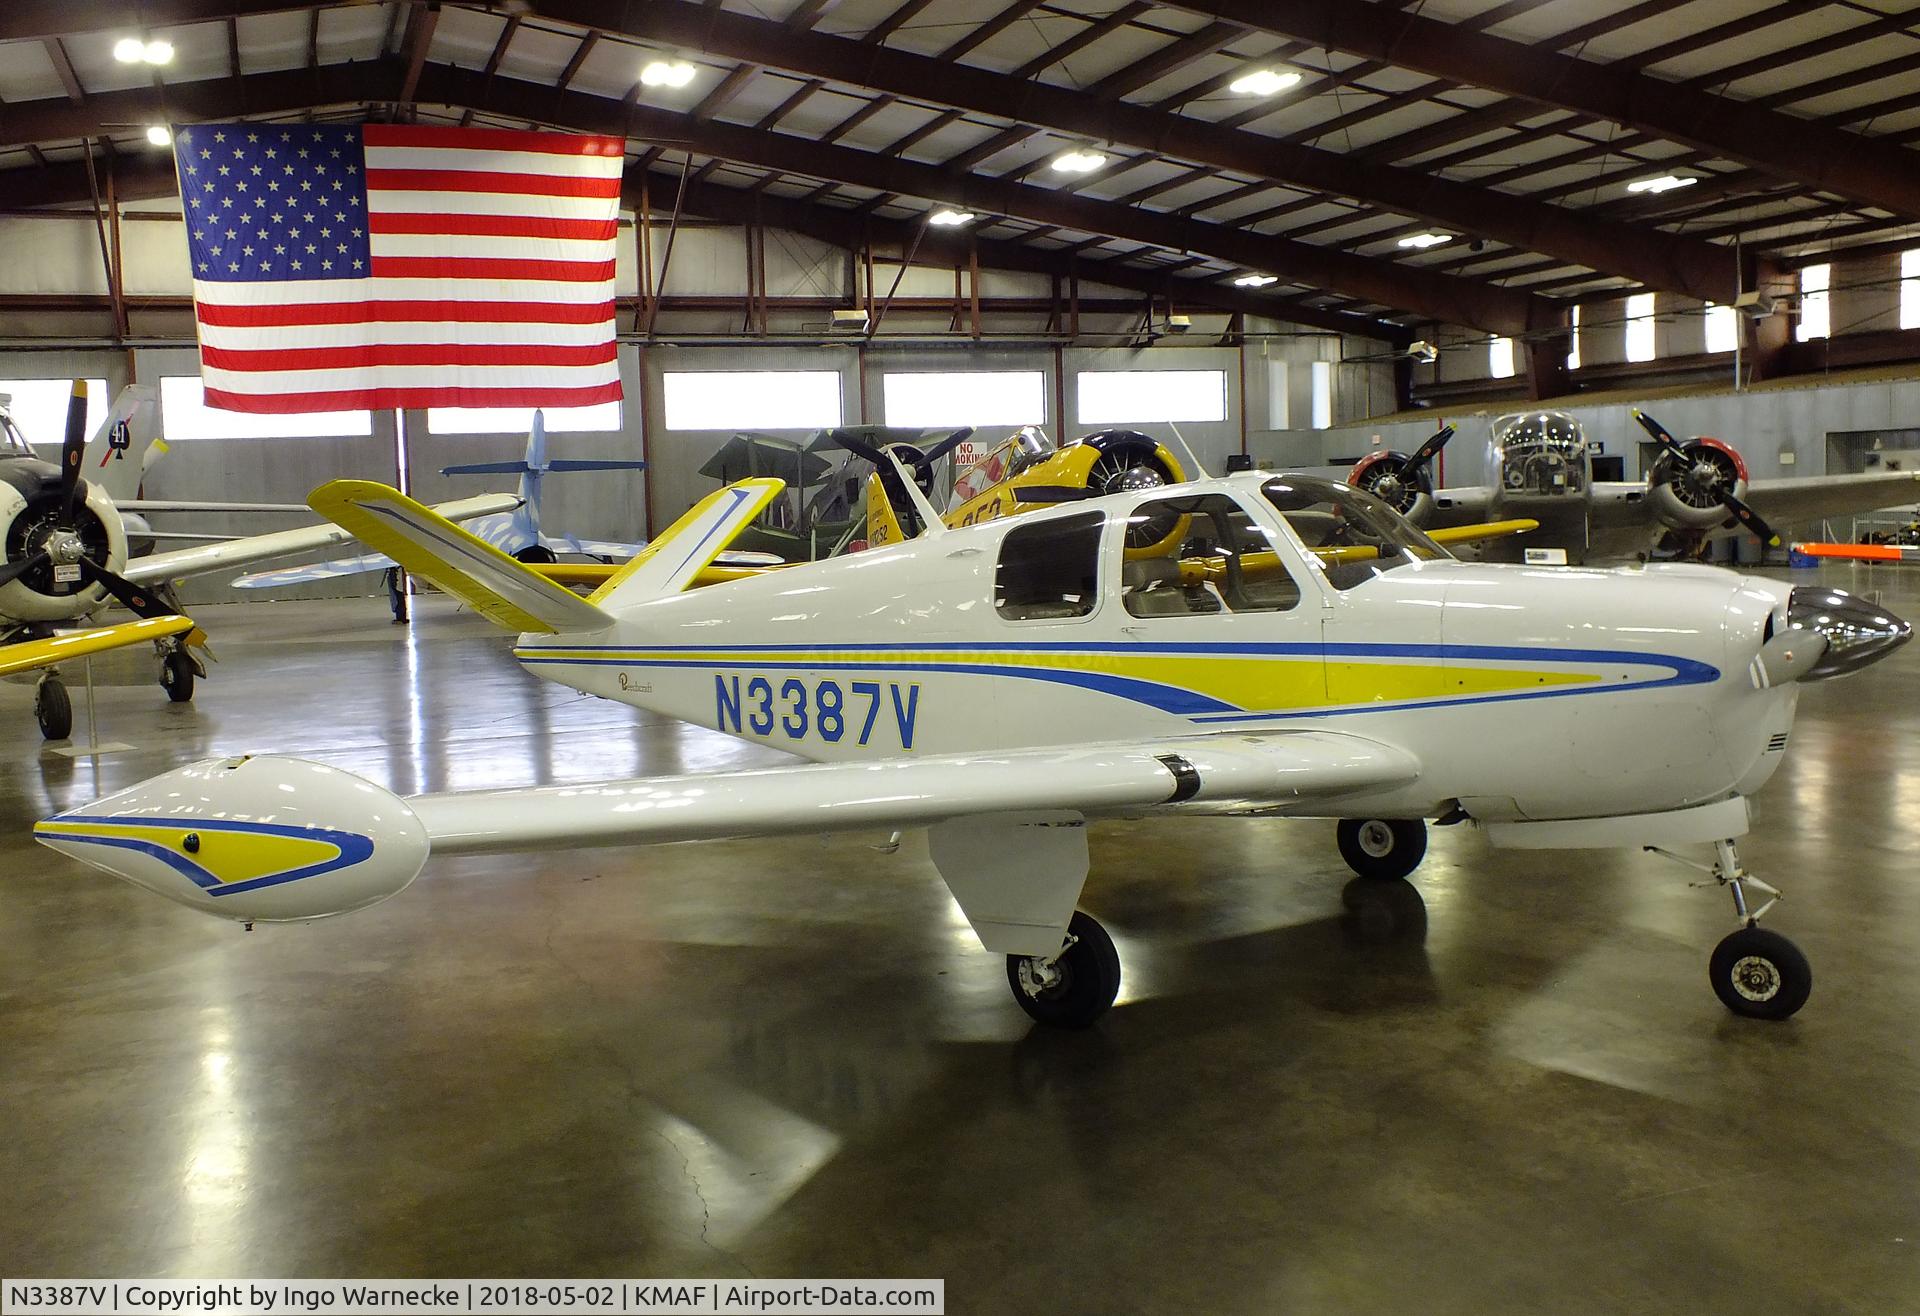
[
  {"xmin": 661, "ymin": 370, "xmax": 843, "ymax": 431},
  {"xmin": 1625, "ymin": 293, "xmax": 1657, "ymax": 362},
  {"xmin": 160, "ymin": 375, "xmax": 371, "ymax": 439},
  {"xmin": 1076, "ymin": 370, "xmax": 1227, "ymax": 425},
  {"xmin": 995, "ymin": 510, "xmax": 1102, "ymax": 621},
  {"xmin": 883, "ymin": 371, "xmax": 1045, "ymax": 428},
  {"xmin": 0, "ymin": 378, "xmax": 108, "ymax": 447},
  {"xmin": 1120, "ymin": 493, "xmax": 1300, "ymax": 617},
  {"xmin": 1901, "ymin": 249, "xmax": 1920, "ymax": 331},
  {"xmin": 428, "ymin": 401, "xmax": 622, "ymax": 435},
  {"xmin": 1796, "ymin": 264, "xmax": 1830, "ymax": 342}
]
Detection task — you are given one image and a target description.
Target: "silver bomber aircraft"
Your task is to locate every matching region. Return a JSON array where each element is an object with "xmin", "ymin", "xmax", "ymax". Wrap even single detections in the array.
[{"xmin": 33, "ymin": 460, "xmax": 1911, "ymax": 1027}]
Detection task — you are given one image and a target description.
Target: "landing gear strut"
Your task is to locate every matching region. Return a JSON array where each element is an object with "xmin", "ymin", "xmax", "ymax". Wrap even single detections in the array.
[
  {"xmin": 34, "ymin": 672, "xmax": 71, "ymax": 740},
  {"xmin": 1649, "ymin": 838, "xmax": 1811, "ymax": 1020},
  {"xmin": 1006, "ymin": 910, "xmax": 1121, "ymax": 1029},
  {"xmin": 1337, "ymin": 818, "xmax": 1427, "ymax": 881}
]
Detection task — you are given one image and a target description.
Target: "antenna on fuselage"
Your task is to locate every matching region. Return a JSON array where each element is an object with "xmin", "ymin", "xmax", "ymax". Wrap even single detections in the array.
[
  {"xmin": 882, "ymin": 447, "xmax": 948, "ymax": 537},
  {"xmin": 1166, "ymin": 422, "xmax": 1210, "ymax": 482}
]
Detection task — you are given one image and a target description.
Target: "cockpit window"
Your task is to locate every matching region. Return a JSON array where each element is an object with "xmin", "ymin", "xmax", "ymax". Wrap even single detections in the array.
[
  {"xmin": 1492, "ymin": 410, "xmax": 1588, "ymax": 496},
  {"xmin": 0, "ymin": 412, "xmax": 33, "ymax": 458},
  {"xmin": 995, "ymin": 509, "xmax": 1102, "ymax": 621},
  {"xmin": 1122, "ymin": 493, "xmax": 1300, "ymax": 617},
  {"xmin": 1261, "ymin": 475, "xmax": 1450, "ymax": 590}
]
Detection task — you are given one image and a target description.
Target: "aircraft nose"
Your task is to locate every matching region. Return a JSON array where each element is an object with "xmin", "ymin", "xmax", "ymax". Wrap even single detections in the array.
[{"xmin": 1785, "ymin": 586, "xmax": 1912, "ymax": 680}]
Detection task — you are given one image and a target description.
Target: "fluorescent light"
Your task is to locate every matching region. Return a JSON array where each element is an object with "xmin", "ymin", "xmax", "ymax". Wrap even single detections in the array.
[
  {"xmin": 640, "ymin": 60, "xmax": 697, "ymax": 88},
  {"xmin": 1397, "ymin": 232, "xmax": 1450, "ymax": 250},
  {"xmin": 1051, "ymin": 149, "xmax": 1107, "ymax": 174},
  {"xmin": 928, "ymin": 208, "xmax": 976, "ymax": 227},
  {"xmin": 1228, "ymin": 68, "xmax": 1301, "ymax": 97},
  {"xmin": 1233, "ymin": 273, "xmax": 1278, "ymax": 287},
  {"xmin": 114, "ymin": 37, "xmax": 146, "ymax": 63},
  {"xmin": 145, "ymin": 125, "xmax": 172, "ymax": 147},
  {"xmin": 143, "ymin": 39, "xmax": 173, "ymax": 64},
  {"xmin": 1627, "ymin": 174, "xmax": 1696, "ymax": 194}
]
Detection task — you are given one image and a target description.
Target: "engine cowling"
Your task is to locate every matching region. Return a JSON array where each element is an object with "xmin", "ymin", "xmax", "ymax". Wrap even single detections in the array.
[
  {"xmin": 1070, "ymin": 430, "xmax": 1184, "ymax": 549},
  {"xmin": 0, "ymin": 463, "xmax": 129, "ymax": 623},
  {"xmin": 1648, "ymin": 435, "xmax": 1748, "ymax": 532},
  {"xmin": 1348, "ymin": 450, "xmax": 1435, "ymax": 526}
]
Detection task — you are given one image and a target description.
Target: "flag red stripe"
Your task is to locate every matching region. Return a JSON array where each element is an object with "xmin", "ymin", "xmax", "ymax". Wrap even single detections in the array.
[
  {"xmin": 369, "ymin": 212, "xmax": 618, "ymax": 240},
  {"xmin": 362, "ymin": 125, "xmax": 626, "ymax": 157},
  {"xmin": 369, "ymin": 255, "xmax": 614, "ymax": 282},
  {"xmin": 205, "ymin": 382, "xmax": 625, "ymax": 413},
  {"xmin": 365, "ymin": 168, "xmax": 621, "ymax": 198},
  {"xmin": 193, "ymin": 299, "xmax": 616, "ymax": 328},
  {"xmin": 202, "ymin": 342, "xmax": 619, "ymax": 372}
]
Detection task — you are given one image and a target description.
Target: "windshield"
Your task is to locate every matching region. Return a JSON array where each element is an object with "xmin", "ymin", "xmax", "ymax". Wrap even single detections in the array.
[
  {"xmin": 1260, "ymin": 474, "xmax": 1450, "ymax": 590},
  {"xmin": 0, "ymin": 410, "xmax": 33, "ymax": 458}
]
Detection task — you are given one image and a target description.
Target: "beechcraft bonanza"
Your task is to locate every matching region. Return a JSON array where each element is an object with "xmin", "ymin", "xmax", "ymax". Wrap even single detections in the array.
[
  {"xmin": 1349, "ymin": 410, "xmax": 1920, "ymax": 564},
  {"xmin": 0, "ymin": 382, "xmax": 516, "ymax": 739},
  {"xmin": 35, "ymin": 453, "xmax": 1911, "ymax": 1027}
]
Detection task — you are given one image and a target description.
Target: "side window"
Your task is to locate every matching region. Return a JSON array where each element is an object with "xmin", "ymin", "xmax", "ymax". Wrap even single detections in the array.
[
  {"xmin": 995, "ymin": 511, "xmax": 1103, "ymax": 621},
  {"xmin": 1120, "ymin": 494, "xmax": 1300, "ymax": 617}
]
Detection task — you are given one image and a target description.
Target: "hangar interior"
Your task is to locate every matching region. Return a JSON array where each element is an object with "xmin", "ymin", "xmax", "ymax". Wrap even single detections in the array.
[{"xmin": 4, "ymin": 1, "xmax": 1920, "ymax": 1309}]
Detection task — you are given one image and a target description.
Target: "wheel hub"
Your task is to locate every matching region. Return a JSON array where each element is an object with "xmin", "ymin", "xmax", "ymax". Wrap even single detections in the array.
[
  {"xmin": 1730, "ymin": 954, "xmax": 1781, "ymax": 1002},
  {"xmin": 1358, "ymin": 820, "xmax": 1396, "ymax": 858}
]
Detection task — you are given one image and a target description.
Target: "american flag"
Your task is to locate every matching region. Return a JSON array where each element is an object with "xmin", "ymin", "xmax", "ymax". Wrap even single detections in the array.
[{"xmin": 174, "ymin": 122, "xmax": 626, "ymax": 414}]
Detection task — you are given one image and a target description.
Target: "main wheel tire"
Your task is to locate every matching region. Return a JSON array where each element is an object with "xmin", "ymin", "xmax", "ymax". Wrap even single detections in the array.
[
  {"xmin": 35, "ymin": 679, "xmax": 71, "ymax": 740},
  {"xmin": 1006, "ymin": 910, "xmax": 1122, "ymax": 1029},
  {"xmin": 1710, "ymin": 926, "xmax": 1812, "ymax": 1020},
  {"xmin": 1337, "ymin": 818, "xmax": 1427, "ymax": 881},
  {"xmin": 160, "ymin": 651, "xmax": 195, "ymax": 703}
]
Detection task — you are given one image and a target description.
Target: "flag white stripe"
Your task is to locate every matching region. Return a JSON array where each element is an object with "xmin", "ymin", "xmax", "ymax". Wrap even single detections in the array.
[
  {"xmin": 199, "ymin": 360, "xmax": 622, "ymax": 395},
  {"xmin": 363, "ymin": 146, "xmax": 627, "ymax": 178},
  {"xmin": 196, "ymin": 319, "xmax": 618, "ymax": 350},
  {"xmin": 191, "ymin": 277, "xmax": 617, "ymax": 307},
  {"xmin": 364, "ymin": 190, "xmax": 621, "ymax": 220},
  {"xmin": 367, "ymin": 233, "xmax": 616, "ymax": 261}
]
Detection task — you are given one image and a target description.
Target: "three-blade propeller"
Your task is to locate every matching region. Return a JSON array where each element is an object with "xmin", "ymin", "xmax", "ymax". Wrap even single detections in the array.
[
  {"xmin": 1633, "ymin": 409, "xmax": 1779, "ymax": 546},
  {"xmin": 0, "ymin": 381, "xmax": 174, "ymax": 617}
]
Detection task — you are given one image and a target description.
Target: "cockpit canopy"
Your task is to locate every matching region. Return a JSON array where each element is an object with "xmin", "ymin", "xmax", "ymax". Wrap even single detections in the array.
[
  {"xmin": 1491, "ymin": 410, "xmax": 1589, "ymax": 498},
  {"xmin": 0, "ymin": 408, "xmax": 35, "ymax": 459}
]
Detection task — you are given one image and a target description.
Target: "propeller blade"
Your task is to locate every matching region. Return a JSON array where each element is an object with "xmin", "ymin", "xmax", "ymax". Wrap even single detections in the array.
[
  {"xmin": 1631, "ymin": 408, "xmax": 1691, "ymax": 465},
  {"xmin": 77, "ymin": 558, "xmax": 171, "ymax": 619},
  {"xmin": 919, "ymin": 427, "xmax": 975, "ymax": 467},
  {"xmin": 1012, "ymin": 486, "xmax": 1093, "ymax": 505},
  {"xmin": 824, "ymin": 428, "xmax": 888, "ymax": 466},
  {"xmin": 0, "ymin": 548, "xmax": 50, "ymax": 588},
  {"xmin": 1720, "ymin": 492, "xmax": 1781, "ymax": 548},
  {"xmin": 1406, "ymin": 423, "xmax": 1454, "ymax": 472},
  {"xmin": 57, "ymin": 380, "xmax": 89, "ymax": 522}
]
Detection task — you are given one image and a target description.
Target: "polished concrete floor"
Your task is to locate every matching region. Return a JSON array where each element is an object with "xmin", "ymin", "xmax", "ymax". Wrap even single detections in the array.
[{"xmin": 4, "ymin": 566, "xmax": 1920, "ymax": 1313}]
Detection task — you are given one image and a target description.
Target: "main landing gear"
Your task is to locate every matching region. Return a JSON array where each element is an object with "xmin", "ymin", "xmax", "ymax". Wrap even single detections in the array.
[
  {"xmin": 1006, "ymin": 910, "xmax": 1121, "ymax": 1029},
  {"xmin": 158, "ymin": 642, "xmax": 201, "ymax": 703},
  {"xmin": 1337, "ymin": 817, "xmax": 1428, "ymax": 881},
  {"xmin": 1649, "ymin": 838, "xmax": 1812, "ymax": 1020},
  {"xmin": 34, "ymin": 672, "xmax": 71, "ymax": 740}
]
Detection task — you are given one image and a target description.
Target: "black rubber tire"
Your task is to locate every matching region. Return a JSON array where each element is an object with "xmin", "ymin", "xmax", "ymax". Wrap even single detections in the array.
[
  {"xmin": 160, "ymin": 651, "xmax": 195, "ymax": 703},
  {"xmin": 514, "ymin": 545, "xmax": 558, "ymax": 564},
  {"xmin": 35, "ymin": 679, "xmax": 71, "ymax": 740},
  {"xmin": 1336, "ymin": 818, "xmax": 1428, "ymax": 881},
  {"xmin": 1710, "ymin": 926, "xmax": 1812, "ymax": 1020},
  {"xmin": 1005, "ymin": 910, "xmax": 1122, "ymax": 1029}
]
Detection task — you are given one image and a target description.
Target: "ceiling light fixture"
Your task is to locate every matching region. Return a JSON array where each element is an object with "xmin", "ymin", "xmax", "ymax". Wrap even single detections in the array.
[
  {"xmin": 1050, "ymin": 149, "xmax": 1107, "ymax": 174},
  {"xmin": 145, "ymin": 124, "xmax": 172, "ymax": 147},
  {"xmin": 1627, "ymin": 174, "xmax": 1696, "ymax": 194},
  {"xmin": 113, "ymin": 37, "xmax": 146, "ymax": 62},
  {"xmin": 1228, "ymin": 68, "xmax": 1301, "ymax": 97},
  {"xmin": 928, "ymin": 208, "xmax": 976, "ymax": 227},
  {"xmin": 1233, "ymin": 273, "xmax": 1278, "ymax": 287},
  {"xmin": 640, "ymin": 60, "xmax": 697, "ymax": 88},
  {"xmin": 143, "ymin": 39, "xmax": 174, "ymax": 64},
  {"xmin": 1397, "ymin": 232, "xmax": 1451, "ymax": 249}
]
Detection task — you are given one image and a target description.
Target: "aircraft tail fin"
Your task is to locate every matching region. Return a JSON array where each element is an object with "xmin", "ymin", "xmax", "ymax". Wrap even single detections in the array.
[
  {"xmin": 588, "ymin": 478, "xmax": 784, "ymax": 610},
  {"xmin": 308, "ymin": 480, "xmax": 612, "ymax": 635},
  {"xmin": 84, "ymin": 385, "xmax": 161, "ymax": 502}
]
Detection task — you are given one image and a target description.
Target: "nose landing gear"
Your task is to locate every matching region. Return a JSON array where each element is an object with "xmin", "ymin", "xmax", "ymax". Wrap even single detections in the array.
[{"xmin": 1648, "ymin": 838, "xmax": 1812, "ymax": 1020}]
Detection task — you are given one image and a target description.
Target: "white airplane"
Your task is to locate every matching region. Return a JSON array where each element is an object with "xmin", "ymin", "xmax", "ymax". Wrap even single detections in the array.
[
  {"xmin": 1350, "ymin": 410, "xmax": 1920, "ymax": 564},
  {"xmin": 0, "ymin": 382, "xmax": 516, "ymax": 738},
  {"xmin": 233, "ymin": 411, "xmax": 650, "ymax": 608},
  {"xmin": 33, "ymin": 459, "xmax": 1911, "ymax": 1027}
]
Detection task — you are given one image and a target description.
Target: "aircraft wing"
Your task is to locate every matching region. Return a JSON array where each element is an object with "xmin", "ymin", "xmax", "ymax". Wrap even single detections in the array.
[
  {"xmin": 0, "ymin": 616, "xmax": 198, "ymax": 678},
  {"xmin": 123, "ymin": 492, "xmax": 519, "ymax": 587},
  {"xmin": 1743, "ymin": 472, "xmax": 1920, "ymax": 530},
  {"xmin": 538, "ymin": 533, "xmax": 648, "ymax": 561},
  {"xmin": 232, "ymin": 552, "xmax": 395, "ymax": 589},
  {"xmin": 119, "ymin": 500, "xmax": 313, "ymax": 514}
]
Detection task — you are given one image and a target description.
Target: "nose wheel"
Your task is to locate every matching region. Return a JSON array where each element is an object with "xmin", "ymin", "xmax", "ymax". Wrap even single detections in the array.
[
  {"xmin": 1006, "ymin": 910, "xmax": 1121, "ymax": 1029},
  {"xmin": 1649, "ymin": 838, "xmax": 1812, "ymax": 1020},
  {"xmin": 1337, "ymin": 817, "xmax": 1428, "ymax": 881}
]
